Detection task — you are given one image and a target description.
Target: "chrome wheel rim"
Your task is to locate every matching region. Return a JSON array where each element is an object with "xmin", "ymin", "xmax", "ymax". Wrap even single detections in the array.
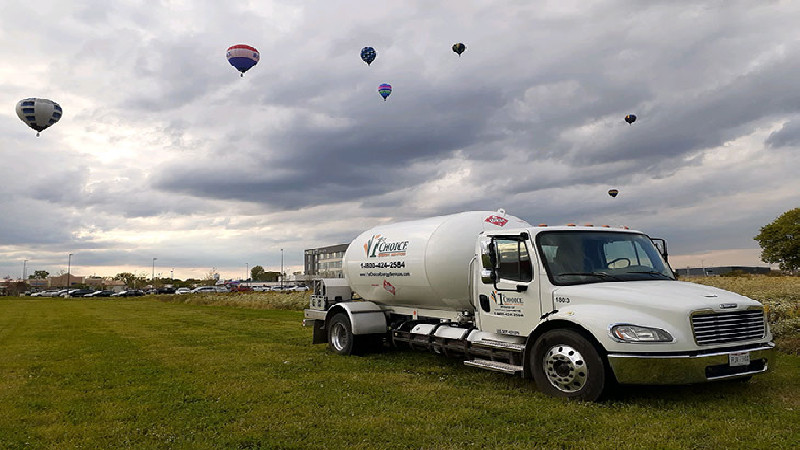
[
  {"xmin": 542, "ymin": 344, "xmax": 587, "ymax": 393},
  {"xmin": 330, "ymin": 322, "xmax": 349, "ymax": 352}
]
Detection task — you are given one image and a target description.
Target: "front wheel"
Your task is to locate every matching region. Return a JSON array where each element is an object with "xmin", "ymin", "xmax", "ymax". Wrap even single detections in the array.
[{"xmin": 531, "ymin": 329, "xmax": 607, "ymax": 401}]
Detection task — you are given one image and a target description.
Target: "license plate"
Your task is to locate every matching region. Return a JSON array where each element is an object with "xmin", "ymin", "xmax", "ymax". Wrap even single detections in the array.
[{"xmin": 729, "ymin": 351, "xmax": 750, "ymax": 367}]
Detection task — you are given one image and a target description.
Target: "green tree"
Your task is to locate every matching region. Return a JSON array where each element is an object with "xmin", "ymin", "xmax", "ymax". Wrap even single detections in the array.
[
  {"xmin": 29, "ymin": 270, "xmax": 49, "ymax": 279},
  {"xmin": 114, "ymin": 272, "xmax": 145, "ymax": 288},
  {"xmin": 251, "ymin": 265, "xmax": 266, "ymax": 281},
  {"xmin": 754, "ymin": 207, "xmax": 800, "ymax": 273}
]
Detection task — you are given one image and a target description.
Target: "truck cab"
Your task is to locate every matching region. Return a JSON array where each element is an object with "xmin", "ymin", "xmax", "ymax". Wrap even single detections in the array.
[{"xmin": 475, "ymin": 225, "xmax": 774, "ymax": 400}]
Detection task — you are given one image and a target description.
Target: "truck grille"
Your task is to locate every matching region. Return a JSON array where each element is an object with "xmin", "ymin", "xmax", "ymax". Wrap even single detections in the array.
[{"xmin": 691, "ymin": 309, "xmax": 766, "ymax": 345}]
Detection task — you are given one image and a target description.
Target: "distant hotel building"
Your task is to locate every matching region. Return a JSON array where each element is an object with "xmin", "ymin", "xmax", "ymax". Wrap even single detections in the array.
[{"xmin": 304, "ymin": 244, "xmax": 349, "ymax": 278}]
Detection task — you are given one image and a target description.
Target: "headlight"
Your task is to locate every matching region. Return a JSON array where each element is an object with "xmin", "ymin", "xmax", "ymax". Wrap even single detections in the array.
[{"xmin": 610, "ymin": 324, "xmax": 674, "ymax": 343}]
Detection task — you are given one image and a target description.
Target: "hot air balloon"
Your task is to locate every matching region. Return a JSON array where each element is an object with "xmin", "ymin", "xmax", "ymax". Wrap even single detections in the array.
[
  {"xmin": 378, "ymin": 83, "xmax": 392, "ymax": 101},
  {"xmin": 624, "ymin": 114, "xmax": 636, "ymax": 125},
  {"xmin": 16, "ymin": 98, "xmax": 62, "ymax": 137},
  {"xmin": 608, "ymin": 189, "xmax": 619, "ymax": 198},
  {"xmin": 452, "ymin": 42, "xmax": 466, "ymax": 56},
  {"xmin": 226, "ymin": 44, "xmax": 259, "ymax": 77},
  {"xmin": 361, "ymin": 46, "xmax": 376, "ymax": 65}
]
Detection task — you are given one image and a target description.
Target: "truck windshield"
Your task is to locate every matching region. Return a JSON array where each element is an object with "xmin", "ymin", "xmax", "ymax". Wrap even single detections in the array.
[{"xmin": 537, "ymin": 230, "xmax": 675, "ymax": 286}]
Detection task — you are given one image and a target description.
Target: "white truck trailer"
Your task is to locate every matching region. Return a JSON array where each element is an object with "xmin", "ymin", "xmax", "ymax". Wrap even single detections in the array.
[{"xmin": 303, "ymin": 210, "xmax": 775, "ymax": 401}]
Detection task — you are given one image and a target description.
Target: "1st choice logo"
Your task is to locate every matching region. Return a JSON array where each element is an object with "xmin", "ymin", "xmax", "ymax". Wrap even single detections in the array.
[{"xmin": 364, "ymin": 234, "xmax": 409, "ymax": 258}]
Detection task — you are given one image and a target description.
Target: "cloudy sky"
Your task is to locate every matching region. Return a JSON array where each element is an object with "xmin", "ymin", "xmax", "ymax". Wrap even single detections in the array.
[{"xmin": 1, "ymin": 0, "xmax": 798, "ymax": 281}]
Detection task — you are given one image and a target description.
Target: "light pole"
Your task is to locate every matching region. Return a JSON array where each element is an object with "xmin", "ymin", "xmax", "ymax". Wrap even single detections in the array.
[
  {"xmin": 171, "ymin": 268, "xmax": 174, "ymax": 280},
  {"xmin": 246, "ymin": 263, "xmax": 249, "ymax": 281},
  {"xmin": 22, "ymin": 259, "xmax": 28, "ymax": 281},
  {"xmin": 152, "ymin": 257, "xmax": 157, "ymax": 281},
  {"xmin": 280, "ymin": 249, "xmax": 284, "ymax": 289},
  {"xmin": 67, "ymin": 253, "xmax": 73, "ymax": 288}
]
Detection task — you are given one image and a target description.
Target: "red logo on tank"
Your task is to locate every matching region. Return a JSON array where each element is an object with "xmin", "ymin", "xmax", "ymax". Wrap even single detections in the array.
[
  {"xmin": 485, "ymin": 215, "xmax": 509, "ymax": 227},
  {"xmin": 383, "ymin": 279, "xmax": 396, "ymax": 295}
]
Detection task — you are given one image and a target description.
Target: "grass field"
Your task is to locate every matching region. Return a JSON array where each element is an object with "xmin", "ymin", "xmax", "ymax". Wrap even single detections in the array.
[{"xmin": 1, "ymin": 282, "xmax": 798, "ymax": 449}]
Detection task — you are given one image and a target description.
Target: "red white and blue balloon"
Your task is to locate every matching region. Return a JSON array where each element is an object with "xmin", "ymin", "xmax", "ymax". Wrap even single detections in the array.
[
  {"xmin": 226, "ymin": 44, "xmax": 259, "ymax": 76},
  {"xmin": 16, "ymin": 98, "xmax": 62, "ymax": 136}
]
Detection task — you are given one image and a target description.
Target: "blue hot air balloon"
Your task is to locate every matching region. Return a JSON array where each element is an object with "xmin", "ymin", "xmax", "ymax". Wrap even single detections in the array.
[
  {"xmin": 361, "ymin": 46, "xmax": 376, "ymax": 65},
  {"xmin": 625, "ymin": 114, "xmax": 637, "ymax": 125},
  {"xmin": 378, "ymin": 83, "xmax": 392, "ymax": 101},
  {"xmin": 16, "ymin": 98, "xmax": 62, "ymax": 136},
  {"xmin": 226, "ymin": 44, "xmax": 259, "ymax": 77}
]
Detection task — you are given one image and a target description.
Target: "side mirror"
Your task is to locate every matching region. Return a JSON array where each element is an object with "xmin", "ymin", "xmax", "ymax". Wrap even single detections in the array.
[
  {"xmin": 651, "ymin": 238, "xmax": 669, "ymax": 262},
  {"xmin": 480, "ymin": 239, "xmax": 498, "ymax": 284},
  {"xmin": 480, "ymin": 269, "xmax": 496, "ymax": 284},
  {"xmin": 480, "ymin": 239, "xmax": 496, "ymax": 268}
]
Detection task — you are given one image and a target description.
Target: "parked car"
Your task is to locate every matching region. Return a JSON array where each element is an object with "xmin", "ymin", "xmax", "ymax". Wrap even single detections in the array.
[
  {"xmin": 175, "ymin": 287, "xmax": 191, "ymax": 295},
  {"xmin": 111, "ymin": 290, "xmax": 145, "ymax": 297},
  {"xmin": 229, "ymin": 285, "xmax": 253, "ymax": 292},
  {"xmin": 68, "ymin": 289, "xmax": 95, "ymax": 298},
  {"xmin": 38, "ymin": 290, "xmax": 62, "ymax": 297},
  {"xmin": 85, "ymin": 290, "xmax": 114, "ymax": 297},
  {"xmin": 189, "ymin": 286, "xmax": 216, "ymax": 294},
  {"xmin": 156, "ymin": 287, "xmax": 176, "ymax": 294},
  {"xmin": 292, "ymin": 285, "xmax": 310, "ymax": 292},
  {"xmin": 56, "ymin": 289, "xmax": 72, "ymax": 297},
  {"xmin": 252, "ymin": 286, "xmax": 271, "ymax": 292}
]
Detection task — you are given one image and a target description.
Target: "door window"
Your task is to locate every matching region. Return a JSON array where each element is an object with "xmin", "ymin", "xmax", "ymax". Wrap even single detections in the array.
[{"xmin": 495, "ymin": 238, "xmax": 533, "ymax": 282}]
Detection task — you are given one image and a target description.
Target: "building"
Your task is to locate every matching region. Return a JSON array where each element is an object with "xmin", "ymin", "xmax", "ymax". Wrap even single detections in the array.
[
  {"xmin": 675, "ymin": 266, "xmax": 772, "ymax": 277},
  {"xmin": 47, "ymin": 274, "xmax": 85, "ymax": 287},
  {"xmin": 304, "ymin": 244, "xmax": 349, "ymax": 278}
]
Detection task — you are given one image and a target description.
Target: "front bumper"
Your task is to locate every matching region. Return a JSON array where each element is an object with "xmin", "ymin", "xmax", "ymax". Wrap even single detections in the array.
[{"xmin": 607, "ymin": 343, "xmax": 775, "ymax": 385}]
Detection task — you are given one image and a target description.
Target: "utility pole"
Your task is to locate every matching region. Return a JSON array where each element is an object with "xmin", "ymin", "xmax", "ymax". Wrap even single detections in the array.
[
  {"xmin": 152, "ymin": 257, "xmax": 158, "ymax": 281},
  {"xmin": 280, "ymin": 249, "xmax": 284, "ymax": 289},
  {"xmin": 67, "ymin": 253, "xmax": 73, "ymax": 288},
  {"xmin": 22, "ymin": 259, "xmax": 28, "ymax": 281},
  {"xmin": 246, "ymin": 262, "xmax": 249, "ymax": 281}
]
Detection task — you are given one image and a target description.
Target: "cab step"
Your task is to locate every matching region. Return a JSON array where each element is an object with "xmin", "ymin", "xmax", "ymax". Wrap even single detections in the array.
[
  {"xmin": 472, "ymin": 339, "xmax": 525, "ymax": 352},
  {"xmin": 464, "ymin": 359, "xmax": 523, "ymax": 374}
]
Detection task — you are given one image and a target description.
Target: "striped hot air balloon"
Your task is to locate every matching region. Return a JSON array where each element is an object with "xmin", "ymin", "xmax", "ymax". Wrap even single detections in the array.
[
  {"xmin": 226, "ymin": 44, "xmax": 259, "ymax": 77},
  {"xmin": 15, "ymin": 98, "xmax": 62, "ymax": 137},
  {"xmin": 378, "ymin": 83, "xmax": 392, "ymax": 101}
]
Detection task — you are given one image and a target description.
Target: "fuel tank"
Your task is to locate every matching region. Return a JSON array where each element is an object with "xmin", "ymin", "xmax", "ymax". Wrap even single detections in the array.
[{"xmin": 343, "ymin": 210, "xmax": 530, "ymax": 311}]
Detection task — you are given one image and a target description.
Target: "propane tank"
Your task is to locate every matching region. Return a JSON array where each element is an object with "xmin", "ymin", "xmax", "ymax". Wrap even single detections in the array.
[{"xmin": 343, "ymin": 210, "xmax": 531, "ymax": 311}]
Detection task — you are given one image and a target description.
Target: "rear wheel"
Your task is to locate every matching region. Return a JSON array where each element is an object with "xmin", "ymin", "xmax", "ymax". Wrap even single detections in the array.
[
  {"xmin": 531, "ymin": 329, "xmax": 607, "ymax": 401},
  {"xmin": 328, "ymin": 313, "xmax": 356, "ymax": 355}
]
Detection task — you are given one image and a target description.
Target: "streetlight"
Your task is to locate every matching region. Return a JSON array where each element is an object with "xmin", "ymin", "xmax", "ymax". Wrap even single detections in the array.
[
  {"xmin": 171, "ymin": 268, "xmax": 174, "ymax": 280},
  {"xmin": 152, "ymin": 257, "xmax": 158, "ymax": 281},
  {"xmin": 246, "ymin": 263, "xmax": 249, "ymax": 281},
  {"xmin": 280, "ymin": 248, "xmax": 284, "ymax": 289},
  {"xmin": 67, "ymin": 253, "xmax": 73, "ymax": 288},
  {"xmin": 22, "ymin": 259, "xmax": 28, "ymax": 281}
]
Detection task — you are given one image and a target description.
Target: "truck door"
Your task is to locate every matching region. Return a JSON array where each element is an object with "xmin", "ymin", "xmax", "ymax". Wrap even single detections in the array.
[{"xmin": 474, "ymin": 236, "xmax": 541, "ymax": 337}]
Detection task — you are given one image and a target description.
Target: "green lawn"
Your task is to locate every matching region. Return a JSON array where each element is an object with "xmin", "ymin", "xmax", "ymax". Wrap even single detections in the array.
[{"xmin": 1, "ymin": 297, "xmax": 798, "ymax": 449}]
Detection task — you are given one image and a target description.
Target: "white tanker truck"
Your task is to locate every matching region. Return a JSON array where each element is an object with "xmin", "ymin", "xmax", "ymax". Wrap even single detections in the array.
[{"xmin": 303, "ymin": 210, "xmax": 775, "ymax": 401}]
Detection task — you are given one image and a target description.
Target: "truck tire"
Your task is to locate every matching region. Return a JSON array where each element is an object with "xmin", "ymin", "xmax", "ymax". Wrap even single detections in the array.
[
  {"xmin": 531, "ymin": 329, "xmax": 607, "ymax": 401},
  {"xmin": 328, "ymin": 313, "xmax": 357, "ymax": 355}
]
